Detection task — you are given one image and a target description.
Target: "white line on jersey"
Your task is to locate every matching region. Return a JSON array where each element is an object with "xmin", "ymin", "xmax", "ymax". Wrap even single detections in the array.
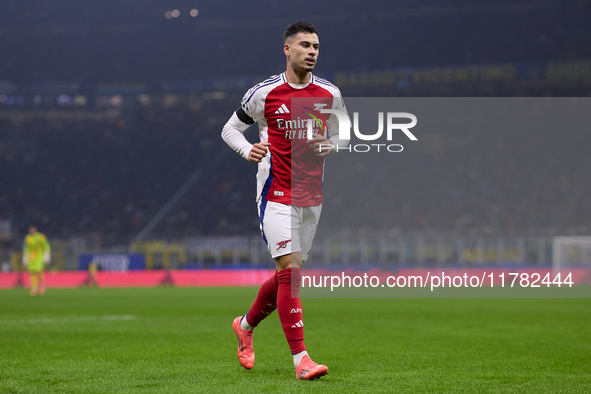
[{"xmin": 274, "ymin": 103, "xmax": 290, "ymax": 114}]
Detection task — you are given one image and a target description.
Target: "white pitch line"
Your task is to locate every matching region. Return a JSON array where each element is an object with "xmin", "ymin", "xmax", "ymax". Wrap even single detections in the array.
[{"xmin": 0, "ymin": 315, "xmax": 137, "ymax": 325}]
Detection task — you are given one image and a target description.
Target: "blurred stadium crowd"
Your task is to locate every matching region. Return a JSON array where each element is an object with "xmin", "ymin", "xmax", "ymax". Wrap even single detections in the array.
[
  {"xmin": 1, "ymin": 0, "xmax": 591, "ymax": 243},
  {"xmin": 2, "ymin": 95, "xmax": 590, "ymax": 241},
  {"xmin": 0, "ymin": 100, "xmax": 253, "ymax": 238}
]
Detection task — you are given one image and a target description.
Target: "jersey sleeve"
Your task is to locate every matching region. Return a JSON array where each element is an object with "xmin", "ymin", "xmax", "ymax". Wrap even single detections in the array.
[
  {"xmin": 221, "ymin": 112, "xmax": 254, "ymax": 160},
  {"xmin": 221, "ymin": 83, "xmax": 267, "ymax": 160},
  {"xmin": 240, "ymin": 84, "xmax": 266, "ymax": 123},
  {"xmin": 22, "ymin": 236, "xmax": 29, "ymax": 264},
  {"xmin": 41, "ymin": 234, "xmax": 51, "ymax": 254},
  {"xmin": 41, "ymin": 234, "xmax": 51, "ymax": 263}
]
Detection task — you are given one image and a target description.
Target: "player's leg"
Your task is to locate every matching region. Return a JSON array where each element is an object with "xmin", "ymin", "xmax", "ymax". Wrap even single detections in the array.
[
  {"xmin": 275, "ymin": 205, "xmax": 327, "ymax": 380},
  {"xmin": 276, "ymin": 252, "xmax": 327, "ymax": 380},
  {"xmin": 244, "ymin": 271, "xmax": 278, "ymax": 328},
  {"xmin": 232, "ymin": 271, "xmax": 278, "ymax": 370},
  {"xmin": 244, "ymin": 200, "xmax": 293, "ymax": 328},
  {"xmin": 232, "ymin": 201, "xmax": 287, "ymax": 369},
  {"xmin": 275, "ymin": 251, "xmax": 305, "ymax": 355},
  {"xmin": 248, "ymin": 201, "xmax": 294, "ymax": 330},
  {"xmin": 296, "ymin": 204, "xmax": 328, "ymax": 379},
  {"xmin": 38, "ymin": 271, "xmax": 46, "ymax": 295},
  {"xmin": 29, "ymin": 270, "xmax": 38, "ymax": 296}
]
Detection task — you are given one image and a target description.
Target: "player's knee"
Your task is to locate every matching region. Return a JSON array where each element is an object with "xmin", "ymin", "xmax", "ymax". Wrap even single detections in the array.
[{"xmin": 275, "ymin": 253, "xmax": 302, "ymax": 271}]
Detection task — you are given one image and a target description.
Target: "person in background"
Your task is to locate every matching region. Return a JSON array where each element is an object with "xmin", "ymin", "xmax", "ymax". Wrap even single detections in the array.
[
  {"xmin": 22, "ymin": 226, "xmax": 51, "ymax": 296},
  {"xmin": 86, "ymin": 260, "xmax": 99, "ymax": 287}
]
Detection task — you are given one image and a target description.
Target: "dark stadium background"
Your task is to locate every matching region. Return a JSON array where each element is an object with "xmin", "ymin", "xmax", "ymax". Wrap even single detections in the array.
[{"xmin": 1, "ymin": 0, "xmax": 590, "ymax": 270}]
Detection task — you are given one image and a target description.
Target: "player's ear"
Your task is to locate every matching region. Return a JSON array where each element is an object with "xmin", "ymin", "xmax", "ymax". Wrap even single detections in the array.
[{"xmin": 284, "ymin": 42, "xmax": 290, "ymax": 56}]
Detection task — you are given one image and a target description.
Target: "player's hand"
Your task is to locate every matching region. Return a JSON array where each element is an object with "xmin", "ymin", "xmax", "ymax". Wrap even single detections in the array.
[
  {"xmin": 308, "ymin": 133, "xmax": 334, "ymax": 157},
  {"xmin": 248, "ymin": 142, "xmax": 271, "ymax": 163}
]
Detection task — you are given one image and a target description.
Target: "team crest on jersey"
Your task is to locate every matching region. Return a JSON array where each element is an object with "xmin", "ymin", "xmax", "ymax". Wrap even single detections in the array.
[
  {"xmin": 276, "ymin": 239, "xmax": 291, "ymax": 250},
  {"xmin": 302, "ymin": 104, "xmax": 329, "ymax": 134}
]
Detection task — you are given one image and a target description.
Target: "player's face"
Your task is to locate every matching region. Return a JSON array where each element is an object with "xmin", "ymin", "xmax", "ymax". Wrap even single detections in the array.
[{"xmin": 285, "ymin": 32, "xmax": 319, "ymax": 74}]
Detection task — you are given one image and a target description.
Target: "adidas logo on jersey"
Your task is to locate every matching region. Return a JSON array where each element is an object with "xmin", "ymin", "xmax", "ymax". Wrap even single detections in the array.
[
  {"xmin": 274, "ymin": 103, "xmax": 290, "ymax": 114},
  {"xmin": 291, "ymin": 320, "xmax": 304, "ymax": 328}
]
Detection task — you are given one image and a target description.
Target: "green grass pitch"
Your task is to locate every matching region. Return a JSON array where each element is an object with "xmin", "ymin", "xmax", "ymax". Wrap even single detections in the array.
[{"xmin": 1, "ymin": 286, "xmax": 589, "ymax": 392}]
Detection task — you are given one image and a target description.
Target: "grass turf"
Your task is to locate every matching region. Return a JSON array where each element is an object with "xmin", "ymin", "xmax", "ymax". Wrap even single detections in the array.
[{"xmin": 0, "ymin": 286, "xmax": 589, "ymax": 392}]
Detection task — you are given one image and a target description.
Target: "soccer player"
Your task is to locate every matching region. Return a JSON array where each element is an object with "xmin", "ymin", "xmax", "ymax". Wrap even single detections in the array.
[
  {"xmin": 22, "ymin": 226, "xmax": 51, "ymax": 296},
  {"xmin": 222, "ymin": 21, "xmax": 348, "ymax": 380},
  {"xmin": 85, "ymin": 260, "xmax": 99, "ymax": 288}
]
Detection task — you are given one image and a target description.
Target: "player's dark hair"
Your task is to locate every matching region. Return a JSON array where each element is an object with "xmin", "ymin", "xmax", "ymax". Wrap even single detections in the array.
[{"xmin": 284, "ymin": 21, "xmax": 317, "ymax": 42}]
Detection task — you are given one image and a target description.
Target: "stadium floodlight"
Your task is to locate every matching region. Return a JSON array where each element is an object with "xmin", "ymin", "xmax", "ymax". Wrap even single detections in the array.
[{"xmin": 552, "ymin": 236, "xmax": 591, "ymax": 272}]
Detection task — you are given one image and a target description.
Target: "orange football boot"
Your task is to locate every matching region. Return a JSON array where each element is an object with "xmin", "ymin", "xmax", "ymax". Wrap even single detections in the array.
[
  {"xmin": 295, "ymin": 355, "xmax": 328, "ymax": 380},
  {"xmin": 232, "ymin": 316, "xmax": 255, "ymax": 369}
]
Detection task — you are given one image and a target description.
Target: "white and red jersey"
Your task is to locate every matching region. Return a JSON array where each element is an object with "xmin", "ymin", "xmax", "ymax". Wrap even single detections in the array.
[{"xmin": 222, "ymin": 72, "xmax": 347, "ymax": 207}]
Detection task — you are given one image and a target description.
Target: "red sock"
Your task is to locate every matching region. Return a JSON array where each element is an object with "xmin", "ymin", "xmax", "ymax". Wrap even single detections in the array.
[
  {"xmin": 245, "ymin": 271, "xmax": 278, "ymax": 328},
  {"xmin": 277, "ymin": 267, "xmax": 306, "ymax": 354}
]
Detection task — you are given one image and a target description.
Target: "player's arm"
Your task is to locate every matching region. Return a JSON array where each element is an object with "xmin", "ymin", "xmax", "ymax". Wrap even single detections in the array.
[
  {"xmin": 222, "ymin": 77, "xmax": 275, "ymax": 164},
  {"xmin": 309, "ymin": 93, "xmax": 350, "ymax": 156},
  {"xmin": 327, "ymin": 93, "xmax": 350, "ymax": 150},
  {"xmin": 308, "ymin": 133, "xmax": 334, "ymax": 157},
  {"xmin": 22, "ymin": 239, "xmax": 29, "ymax": 267},
  {"xmin": 41, "ymin": 234, "xmax": 51, "ymax": 264},
  {"xmin": 221, "ymin": 109, "xmax": 270, "ymax": 163},
  {"xmin": 221, "ymin": 108, "xmax": 254, "ymax": 160}
]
